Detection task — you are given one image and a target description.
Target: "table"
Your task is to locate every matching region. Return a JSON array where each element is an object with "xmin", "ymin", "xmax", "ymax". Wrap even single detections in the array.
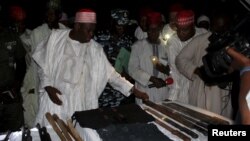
[{"xmin": 1, "ymin": 101, "xmax": 232, "ymax": 141}]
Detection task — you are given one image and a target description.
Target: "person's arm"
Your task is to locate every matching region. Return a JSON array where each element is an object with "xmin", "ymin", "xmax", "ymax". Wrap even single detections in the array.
[
  {"xmin": 128, "ymin": 42, "xmax": 151, "ymax": 86},
  {"xmin": 239, "ymin": 72, "xmax": 250, "ymax": 124},
  {"xmin": 32, "ymin": 33, "xmax": 62, "ymax": 105},
  {"xmin": 176, "ymin": 34, "xmax": 207, "ymax": 80},
  {"xmin": 227, "ymin": 48, "xmax": 250, "ymax": 124}
]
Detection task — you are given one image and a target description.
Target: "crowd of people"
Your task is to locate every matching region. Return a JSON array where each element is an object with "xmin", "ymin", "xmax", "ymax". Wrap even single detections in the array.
[{"xmin": 1, "ymin": 0, "xmax": 250, "ymax": 133}]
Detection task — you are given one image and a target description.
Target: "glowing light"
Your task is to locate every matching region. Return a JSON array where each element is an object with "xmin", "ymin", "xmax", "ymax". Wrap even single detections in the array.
[
  {"xmin": 165, "ymin": 34, "xmax": 170, "ymax": 40},
  {"xmin": 151, "ymin": 56, "xmax": 159, "ymax": 65}
]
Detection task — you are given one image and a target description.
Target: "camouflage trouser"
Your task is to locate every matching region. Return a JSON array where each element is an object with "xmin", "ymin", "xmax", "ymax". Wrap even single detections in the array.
[{"xmin": 0, "ymin": 91, "xmax": 24, "ymax": 132}]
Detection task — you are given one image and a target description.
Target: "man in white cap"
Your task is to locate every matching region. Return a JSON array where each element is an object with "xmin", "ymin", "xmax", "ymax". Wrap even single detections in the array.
[
  {"xmin": 166, "ymin": 10, "xmax": 207, "ymax": 104},
  {"xmin": 161, "ymin": 3, "xmax": 183, "ymax": 45},
  {"xmin": 129, "ymin": 11, "xmax": 170, "ymax": 104},
  {"xmin": 175, "ymin": 12, "xmax": 233, "ymax": 118},
  {"xmin": 33, "ymin": 9, "xmax": 149, "ymax": 126},
  {"xmin": 197, "ymin": 15, "xmax": 210, "ymax": 30}
]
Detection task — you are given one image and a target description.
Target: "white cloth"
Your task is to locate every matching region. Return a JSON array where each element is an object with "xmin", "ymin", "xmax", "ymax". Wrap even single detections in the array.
[
  {"xmin": 32, "ymin": 29, "xmax": 133, "ymax": 126},
  {"xmin": 175, "ymin": 32, "xmax": 232, "ymax": 118},
  {"xmin": 128, "ymin": 39, "xmax": 169, "ymax": 104},
  {"xmin": 21, "ymin": 23, "xmax": 67, "ymax": 128},
  {"xmin": 247, "ymin": 90, "xmax": 250, "ymax": 111},
  {"xmin": 20, "ymin": 29, "xmax": 32, "ymax": 66},
  {"xmin": 134, "ymin": 26, "xmax": 147, "ymax": 40},
  {"xmin": 166, "ymin": 27, "xmax": 207, "ymax": 104},
  {"xmin": 160, "ymin": 24, "xmax": 176, "ymax": 45}
]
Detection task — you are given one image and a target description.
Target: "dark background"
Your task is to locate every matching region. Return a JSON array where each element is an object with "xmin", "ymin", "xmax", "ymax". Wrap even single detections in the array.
[{"xmin": 0, "ymin": 0, "xmax": 247, "ymax": 29}]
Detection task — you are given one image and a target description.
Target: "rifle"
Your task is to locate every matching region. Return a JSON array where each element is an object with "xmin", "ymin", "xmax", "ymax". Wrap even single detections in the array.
[
  {"xmin": 36, "ymin": 123, "xmax": 52, "ymax": 141},
  {"xmin": 144, "ymin": 107, "xmax": 194, "ymax": 140},
  {"xmin": 3, "ymin": 130, "xmax": 12, "ymax": 141},
  {"xmin": 22, "ymin": 127, "xmax": 32, "ymax": 141},
  {"xmin": 162, "ymin": 102, "xmax": 230, "ymax": 125},
  {"xmin": 143, "ymin": 100, "xmax": 208, "ymax": 136}
]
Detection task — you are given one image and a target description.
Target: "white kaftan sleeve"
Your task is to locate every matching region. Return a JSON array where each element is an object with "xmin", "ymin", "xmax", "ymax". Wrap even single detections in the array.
[
  {"xmin": 99, "ymin": 45, "xmax": 133, "ymax": 97},
  {"xmin": 32, "ymin": 35, "xmax": 54, "ymax": 92},
  {"xmin": 166, "ymin": 39, "xmax": 182, "ymax": 99},
  {"xmin": 128, "ymin": 43, "xmax": 151, "ymax": 86},
  {"xmin": 108, "ymin": 70, "xmax": 133, "ymax": 97},
  {"xmin": 175, "ymin": 38, "xmax": 199, "ymax": 81}
]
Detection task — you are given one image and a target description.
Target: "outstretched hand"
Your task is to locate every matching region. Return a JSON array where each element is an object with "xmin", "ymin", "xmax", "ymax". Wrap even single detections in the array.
[
  {"xmin": 45, "ymin": 86, "xmax": 62, "ymax": 105},
  {"xmin": 132, "ymin": 87, "xmax": 149, "ymax": 101}
]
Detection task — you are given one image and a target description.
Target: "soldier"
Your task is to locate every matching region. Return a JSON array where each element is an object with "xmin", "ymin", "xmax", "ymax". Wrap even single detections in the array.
[{"xmin": 0, "ymin": 9, "xmax": 26, "ymax": 132}]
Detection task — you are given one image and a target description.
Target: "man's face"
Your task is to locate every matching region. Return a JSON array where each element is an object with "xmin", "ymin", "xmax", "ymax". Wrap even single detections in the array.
[
  {"xmin": 78, "ymin": 23, "xmax": 96, "ymax": 43},
  {"xmin": 147, "ymin": 24, "xmax": 161, "ymax": 43},
  {"xmin": 45, "ymin": 8, "xmax": 61, "ymax": 29},
  {"xmin": 169, "ymin": 12, "xmax": 178, "ymax": 30},
  {"xmin": 139, "ymin": 16, "xmax": 148, "ymax": 31},
  {"xmin": 177, "ymin": 24, "xmax": 195, "ymax": 41},
  {"xmin": 115, "ymin": 24, "xmax": 125, "ymax": 36}
]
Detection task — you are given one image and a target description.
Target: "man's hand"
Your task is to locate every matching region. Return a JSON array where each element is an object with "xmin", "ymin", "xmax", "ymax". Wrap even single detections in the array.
[
  {"xmin": 45, "ymin": 86, "xmax": 62, "ymax": 105},
  {"xmin": 149, "ymin": 76, "xmax": 166, "ymax": 88},
  {"xmin": 227, "ymin": 48, "xmax": 250, "ymax": 69},
  {"xmin": 132, "ymin": 87, "xmax": 149, "ymax": 101},
  {"xmin": 155, "ymin": 63, "xmax": 170, "ymax": 75}
]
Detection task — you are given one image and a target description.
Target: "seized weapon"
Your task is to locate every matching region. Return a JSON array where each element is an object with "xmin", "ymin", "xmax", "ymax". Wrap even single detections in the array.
[
  {"xmin": 36, "ymin": 123, "xmax": 52, "ymax": 141},
  {"xmin": 22, "ymin": 127, "xmax": 32, "ymax": 141},
  {"xmin": 53, "ymin": 114, "xmax": 73, "ymax": 141},
  {"xmin": 67, "ymin": 119, "xmax": 83, "ymax": 141},
  {"xmin": 144, "ymin": 107, "xmax": 195, "ymax": 140},
  {"xmin": 163, "ymin": 102, "xmax": 230, "ymax": 125},
  {"xmin": 3, "ymin": 130, "xmax": 12, "ymax": 141},
  {"xmin": 143, "ymin": 100, "xmax": 208, "ymax": 136},
  {"xmin": 45, "ymin": 112, "xmax": 67, "ymax": 141},
  {"xmin": 162, "ymin": 105, "xmax": 208, "ymax": 129},
  {"xmin": 45, "ymin": 112, "xmax": 83, "ymax": 141}
]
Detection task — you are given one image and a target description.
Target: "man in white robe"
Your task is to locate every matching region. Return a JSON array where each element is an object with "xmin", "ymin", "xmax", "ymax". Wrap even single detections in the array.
[
  {"xmin": 134, "ymin": 7, "xmax": 152, "ymax": 40},
  {"xmin": 175, "ymin": 13, "xmax": 232, "ymax": 118},
  {"xmin": 21, "ymin": 4, "xmax": 67, "ymax": 128},
  {"xmin": 166, "ymin": 10, "xmax": 207, "ymax": 104},
  {"xmin": 33, "ymin": 9, "xmax": 148, "ymax": 126},
  {"xmin": 161, "ymin": 3, "xmax": 183, "ymax": 45},
  {"xmin": 129, "ymin": 11, "xmax": 170, "ymax": 104}
]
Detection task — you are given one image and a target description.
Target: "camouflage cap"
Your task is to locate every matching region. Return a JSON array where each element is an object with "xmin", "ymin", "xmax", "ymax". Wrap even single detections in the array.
[{"xmin": 111, "ymin": 9, "xmax": 129, "ymax": 25}]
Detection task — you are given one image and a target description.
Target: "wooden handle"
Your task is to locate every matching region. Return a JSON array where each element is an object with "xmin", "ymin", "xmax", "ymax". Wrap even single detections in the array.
[
  {"xmin": 53, "ymin": 114, "xmax": 73, "ymax": 141},
  {"xmin": 45, "ymin": 112, "xmax": 66, "ymax": 141},
  {"xmin": 67, "ymin": 119, "xmax": 83, "ymax": 141}
]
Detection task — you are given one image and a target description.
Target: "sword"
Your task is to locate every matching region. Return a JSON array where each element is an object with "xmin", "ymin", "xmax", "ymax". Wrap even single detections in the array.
[
  {"xmin": 144, "ymin": 107, "xmax": 198, "ymax": 139},
  {"xmin": 143, "ymin": 100, "xmax": 208, "ymax": 136}
]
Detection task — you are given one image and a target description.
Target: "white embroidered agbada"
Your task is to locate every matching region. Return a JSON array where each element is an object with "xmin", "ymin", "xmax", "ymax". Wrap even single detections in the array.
[
  {"xmin": 175, "ymin": 32, "xmax": 232, "ymax": 118},
  {"xmin": 33, "ymin": 29, "xmax": 133, "ymax": 126},
  {"xmin": 128, "ymin": 39, "xmax": 169, "ymax": 104},
  {"xmin": 166, "ymin": 27, "xmax": 207, "ymax": 104}
]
